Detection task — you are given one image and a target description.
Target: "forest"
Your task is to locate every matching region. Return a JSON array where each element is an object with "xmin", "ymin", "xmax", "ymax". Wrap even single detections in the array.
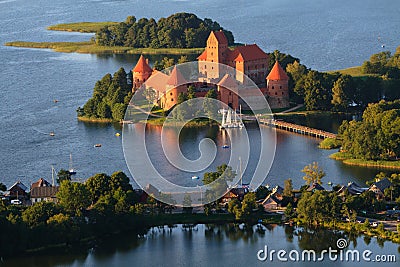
[{"xmin": 95, "ymin": 13, "xmax": 235, "ymax": 48}]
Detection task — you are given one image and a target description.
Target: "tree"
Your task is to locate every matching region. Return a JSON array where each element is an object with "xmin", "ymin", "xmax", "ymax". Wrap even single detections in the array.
[
  {"xmin": 111, "ymin": 103, "xmax": 127, "ymax": 121},
  {"xmin": 22, "ymin": 202, "xmax": 59, "ymax": 228},
  {"xmin": 57, "ymin": 180, "xmax": 90, "ymax": 216},
  {"xmin": 0, "ymin": 182, "xmax": 6, "ymax": 192},
  {"xmin": 284, "ymin": 203, "xmax": 295, "ymax": 220},
  {"xmin": 85, "ymin": 173, "xmax": 111, "ymax": 203},
  {"xmin": 240, "ymin": 192, "xmax": 257, "ymax": 219},
  {"xmin": 110, "ymin": 171, "xmax": 133, "ymax": 192},
  {"xmin": 227, "ymin": 198, "xmax": 240, "ymax": 214},
  {"xmin": 283, "ymin": 179, "xmax": 293, "ymax": 197},
  {"xmin": 57, "ymin": 169, "xmax": 71, "ymax": 184},
  {"xmin": 331, "ymin": 75, "xmax": 355, "ymax": 111},
  {"xmin": 301, "ymin": 162, "xmax": 325, "ymax": 186}
]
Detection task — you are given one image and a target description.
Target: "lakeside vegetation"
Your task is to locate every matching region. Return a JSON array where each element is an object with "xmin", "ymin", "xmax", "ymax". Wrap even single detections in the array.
[
  {"xmin": 5, "ymin": 41, "xmax": 204, "ymax": 55},
  {"xmin": 47, "ymin": 22, "xmax": 119, "ymax": 33}
]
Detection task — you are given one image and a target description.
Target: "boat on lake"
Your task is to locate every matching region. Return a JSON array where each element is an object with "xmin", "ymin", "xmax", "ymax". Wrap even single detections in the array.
[
  {"xmin": 68, "ymin": 153, "xmax": 76, "ymax": 175},
  {"xmin": 191, "ymin": 176, "xmax": 199, "ymax": 180},
  {"xmin": 94, "ymin": 144, "xmax": 102, "ymax": 148}
]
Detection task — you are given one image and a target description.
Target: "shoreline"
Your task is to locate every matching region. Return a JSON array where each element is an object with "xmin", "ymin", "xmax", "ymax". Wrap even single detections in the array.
[
  {"xmin": 5, "ymin": 41, "xmax": 204, "ymax": 55},
  {"xmin": 330, "ymin": 152, "xmax": 400, "ymax": 170}
]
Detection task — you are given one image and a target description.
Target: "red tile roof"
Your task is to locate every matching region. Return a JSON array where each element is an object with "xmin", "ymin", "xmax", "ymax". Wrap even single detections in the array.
[
  {"xmin": 133, "ymin": 55, "xmax": 153, "ymax": 73},
  {"xmin": 212, "ymin": 30, "xmax": 228, "ymax": 44},
  {"xmin": 31, "ymin": 178, "xmax": 51, "ymax": 189},
  {"xmin": 232, "ymin": 44, "xmax": 268, "ymax": 61},
  {"xmin": 217, "ymin": 74, "xmax": 238, "ymax": 88},
  {"xmin": 267, "ymin": 61, "xmax": 289, "ymax": 80},
  {"xmin": 144, "ymin": 70, "xmax": 169, "ymax": 93},
  {"xmin": 167, "ymin": 66, "xmax": 187, "ymax": 86},
  {"xmin": 197, "ymin": 50, "xmax": 207, "ymax": 60}
]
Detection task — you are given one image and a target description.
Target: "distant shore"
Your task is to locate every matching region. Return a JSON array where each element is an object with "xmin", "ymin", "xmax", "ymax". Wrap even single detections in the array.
[{"xmin": 330, "ymin": 152, "xmax": 400, "ymax": 169}]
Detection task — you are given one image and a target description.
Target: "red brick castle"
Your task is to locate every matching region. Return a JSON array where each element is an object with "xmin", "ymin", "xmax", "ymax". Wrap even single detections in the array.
[{"xmin": 132, "ymin": 31, "xmax": 290, "ymax": 110}]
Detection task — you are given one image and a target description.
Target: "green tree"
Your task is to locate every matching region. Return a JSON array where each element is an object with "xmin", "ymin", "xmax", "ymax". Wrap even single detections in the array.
[
  {"xmin": 57, "ymin": 169, "xmax": 71, "ymax": 184},
  {"xmin": 227, "ymin": 198, "xmax": 241, "ymax": 214},
  {"xmin": 331, "ymin": 75, "xmax": 355, "ymax": 111},
  {"xmin": 85, "ymin": 173, "xmax": 111, "ymax": 203},
  {"xmin": 0, "ymin": 182, "xmax": 6, "ymax": 191},
  {"xmin": 111, "ymin": 103, "xmax": 127, "ymax": 121},
  {"xmin": 240, "ymin": 192, "xmax": 257, "ymax": 219},
  {"xmin": 301, "ymin": 162, "xmax": 325, "ymax": 186},
  {"xmin": 284, "ymin": 203, "xmax": 295, "ymax": 220},
  {"xmin": 57, "ymin": 180, "xmax": 90, "ymax": 216},
  {"xmin": 110, "ymin": 171, "xmax": 132, "ymax": 192},
  {"xmin": 22, "ymin": 202, "xmax": 59, "ymax": 228},
  {"xmin": 283, "ymin": 179, "xmax": 293, "ymax": 197}
]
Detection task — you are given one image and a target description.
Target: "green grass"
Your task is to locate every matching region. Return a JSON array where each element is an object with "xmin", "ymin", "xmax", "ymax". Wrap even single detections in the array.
[
  {"xmin": 330, "ymin": 152, "xmax": 400, "ymax": 169},
  {"xmin": 47, "ymin": 22, "xmax": 119, "ymax": 33},
  {"xmin": 77, "ymin": 116, "xmax": 114, "ymax": 123},
  {"xmin": 319, "ymin": 138, "xmax": 342, "ymax": 149},
  {"xmin": 5, "ymin": 41, "xmax": 204, "ymax": 55},
  {"xmin": 327, "ymin": 66, "xmax": 379, "ymax": 77}
]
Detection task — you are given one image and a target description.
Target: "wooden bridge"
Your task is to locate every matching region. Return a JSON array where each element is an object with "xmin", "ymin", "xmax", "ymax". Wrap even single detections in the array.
[{"xmin": 244, "ymin": 116, "xmax": 336, "ymax": 139}]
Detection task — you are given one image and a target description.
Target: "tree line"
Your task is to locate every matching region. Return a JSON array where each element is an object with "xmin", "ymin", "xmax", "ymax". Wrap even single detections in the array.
[
  {"xmin": 338, "ymin": 100, "xmax": 400, "ymax": 161},
  {"xmin": 95, "ymin": 13, "xmax": 234, "ymax": 48},
  {"xmin": 361, "ymin": 48, "xmax": 400, "ymax": 78},
  {"xmin": 76, "ymin": 67, "xmax": 132, "ymax": 121}
]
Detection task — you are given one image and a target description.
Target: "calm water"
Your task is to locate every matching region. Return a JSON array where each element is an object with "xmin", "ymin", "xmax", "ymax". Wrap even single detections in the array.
[
  {"xmin": 4, "ymin": 224, "xmax": 400, "ymax": 267},
  {"xmin": 1, "ymin": 0, "xmax": 400, "ymax": 265}
]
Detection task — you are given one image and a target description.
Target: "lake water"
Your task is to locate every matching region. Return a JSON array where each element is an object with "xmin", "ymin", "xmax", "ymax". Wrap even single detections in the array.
[
  {"xmin": 4, "ymin": 224, "xmax": 400, "ymax": 267},
  {"xmin": 1, "ymin": 0, "xmax": 400, "ymax": 265}
]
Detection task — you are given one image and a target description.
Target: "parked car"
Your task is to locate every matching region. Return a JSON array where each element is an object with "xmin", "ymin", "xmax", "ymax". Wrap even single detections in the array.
[{"xmin": 11, "ymin": 199, "xmax": 22, "ymax": 205}]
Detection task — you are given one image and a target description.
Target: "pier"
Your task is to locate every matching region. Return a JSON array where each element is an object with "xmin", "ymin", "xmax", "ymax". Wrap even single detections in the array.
[{"xmin": 257, "ymin": 118, "xmax": 337, "ymax": 139}]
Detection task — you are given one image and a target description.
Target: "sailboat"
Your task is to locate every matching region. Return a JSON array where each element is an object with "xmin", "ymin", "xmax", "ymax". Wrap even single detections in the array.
[
  {"xmin": 219, "ymin": 107, "xmax": 244, "ymax": 129},
  {"xmin": 68, "ymin": 153, "xmax": 77, "ymax": 175}
]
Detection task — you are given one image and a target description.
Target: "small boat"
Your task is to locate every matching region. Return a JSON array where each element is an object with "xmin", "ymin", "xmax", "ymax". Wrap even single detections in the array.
[
  {"xmin": 94, "ymin": 144, "xmax": 102, "ymax": 148},
  {"xmin": 381, "ymin": 44, "xmax": 385, "ymax": 48},
  {"xmin": 327, "ymin": 181, "xmax": 332, "ymax": 186},
  {"xmin": 222, "ymin": 145, "xmax": 230, "ymax": 148},
  {"xmin": 49, "ymin": 131, "xmax": 55, "ymax": 136},
  {"xmin": 53, "ymin": 99, "xmax": 59, "ymax": 103},
  {"xmin": 191, "ymin": 176, "xmax": 199, "ymax": 180},
  {"xmin": 68, "ymin": 153, "xmax": 76, "ymax": 175},
  {"xmin": 115, "ymin": 133, "xmax": 121, "ymax": 137}
]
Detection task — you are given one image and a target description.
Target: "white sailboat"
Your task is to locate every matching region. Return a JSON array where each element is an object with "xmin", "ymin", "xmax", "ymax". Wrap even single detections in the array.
[
  {"xmin": 219, "ymin": 106, "xmax": 244, "ymax": 129},
  {"xmin": 68, "ymin": 153, "xmax": 76, "ymax": 175}
]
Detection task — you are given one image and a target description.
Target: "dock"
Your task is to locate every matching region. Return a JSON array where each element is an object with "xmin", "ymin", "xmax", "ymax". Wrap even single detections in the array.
[{"xmin": 258, "ymin": 118, "xmax": 337, "ymax": 139}]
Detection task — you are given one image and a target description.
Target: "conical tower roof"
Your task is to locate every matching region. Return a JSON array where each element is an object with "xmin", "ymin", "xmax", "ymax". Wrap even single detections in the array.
[
  {"xmin": 167, "ymin": 66, "xmax": 187, "ymax": 86},
  {"xmin": 267, "ymin": 61, "xmax": 289, "ymax": 80},
  {"xmin": 133, "ymin": 55, "xmax": 152, "ymax": 73},
  {"xmin": 217, "ymin": 74, "xmax": 238, "ymax": 88}
]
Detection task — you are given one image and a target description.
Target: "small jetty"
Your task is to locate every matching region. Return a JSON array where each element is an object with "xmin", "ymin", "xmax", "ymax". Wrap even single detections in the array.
[{"xmin": 259, "ymin": 118, "xmax": 336, "ymax": 139}]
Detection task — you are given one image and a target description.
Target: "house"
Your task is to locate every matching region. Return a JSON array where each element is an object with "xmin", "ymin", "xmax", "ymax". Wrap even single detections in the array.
[
  {"xmin": 261, "ymin": 194, "xmax": 282, "ymax": 211},
  {"xmin": 31, "ymin": 178, "xmax": 52, "ymax": 189},
  {"xmin": 30, "ymin": 186, "xmax": 59, "ymax": 203},
  {"xmin": 220, "ymin": 186, "xmax": 249, "ymax": 205},
  {"xmin": 369, "ymin": 178, "xmax": 392, "ymax": 200},
  {"xmin": 7, "ymin": 181, "xmax": 28, "ymax": 199},
  {"xmin": 307, "ymin": 182, "xmax": 325, "ymax": 192},
  {"xmin": 337, "ymin": 182, "xmax": 367, "ymax": 196}
]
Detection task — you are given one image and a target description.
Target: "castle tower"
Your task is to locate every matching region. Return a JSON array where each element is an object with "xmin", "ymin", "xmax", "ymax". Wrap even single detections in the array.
[
  {"xmin": 266, "ymin": 61, "xmax": 289, "ymax": 108},
  {"xmin": 133, "ymin": 55, "xmax": 153, "ymax": 91},
  {"xmin": 162, "ymin": 66, "xmax": 187, "ymax": 110},
  {"xmin": 217, "ymin": 74, "xmax": 239, "ymax": 109},
  {"xmin": 198, "ymin": 30, "xmax": 229, "ymax": 80}
]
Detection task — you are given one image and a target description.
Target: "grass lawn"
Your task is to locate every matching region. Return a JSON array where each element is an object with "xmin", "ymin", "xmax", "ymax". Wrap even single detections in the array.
[{"xmin": 47, "ymin": 22, "xmax": 119, "ymax": 33}]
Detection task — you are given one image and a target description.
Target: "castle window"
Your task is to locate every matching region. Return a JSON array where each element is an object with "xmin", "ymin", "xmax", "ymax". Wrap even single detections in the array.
[
  {"xmin": 280, "ymin": 86, "xmax": 282, "ymax": 89},
  {"xmin": 262, "ymin": 64, "xmax": 264, "ymax": 68},
  {"xmin": 211, "ymin": 52, "xmax": 213, "ymax": 56},
  {"xmin": 171, "ymin": 98, "xmax": 174, "ymax": 102},
  {"xmin": 282, "ymin": 92, "xmax": 284, "ymax": 95},
  {"xmin": 170, "ymin": 92, "xmax": 173, "ymax": 96},
  {"xmin": 272, "ymin": 86, "xmax": 274, "ymax": 89},
  {"xmin": 229, "ymin": 92, "xmax": 231, "ymax": 95},
  {"xmin": 275, "ymin": 92, "xmax": 277, "ymax": 95}
]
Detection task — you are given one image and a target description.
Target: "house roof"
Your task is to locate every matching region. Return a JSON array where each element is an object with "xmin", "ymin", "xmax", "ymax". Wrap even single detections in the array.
[
  {"xmin": 307, "ymin": 182, "xmax": 325, "ymax": 191},
  {"xmin": 8, "ymin": 181, "xmax": 27, "ymax": 192},
  {"xmin": 211, "ymin": 30, "xmax": 228, "ymax": 44},
  {"xmin": 272, "ymin": 185, "xmax": 284, "ymax": 195},
  {"xmin": 133, "ymin": 55, "xmax": 153, "ymax": 73},
  {"xmin": 262, "ymin": 193, "xmax": 281, "ymax": 205},
  {"xmin": 31, "ymin": 178, "xmax": 52, "ymax": 189},
  {"xmin": 30, "ymin": 186, "xmax": 59, "ymax": 198},
  {"xmin": 217, "ymin": 74, "xmax": 238, "ymax": 88},
  {"xmin": 229, "ymin": 44, "xmax": 268, "ymax": 62},
  {"xmin": 167, "ymin": 66, "xmax": 187, "ymax": 86},
  {"xmin": 371, "ymin": 178, "xmax": 392, "ymax": 192},
  {"xmin": 144, "ymin": 70, "xmax": 169, "ymax": 93},
  {"xmin": 197, "ymin": 50, "xmax": 207, "ymax": 60},
  {"xmin": 267, "ymin": 61, "xmax": 289, "ymax": 80}
]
